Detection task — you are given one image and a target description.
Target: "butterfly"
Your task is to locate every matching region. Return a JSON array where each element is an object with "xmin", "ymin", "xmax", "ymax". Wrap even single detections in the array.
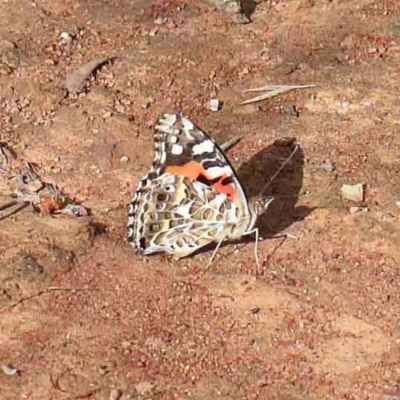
[{"xmin": 127, "ymin": 113, "xmax": 274, "ymax": 269}]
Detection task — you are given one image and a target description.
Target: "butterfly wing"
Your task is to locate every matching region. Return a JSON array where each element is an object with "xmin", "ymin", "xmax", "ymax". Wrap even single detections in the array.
[
  {"xmin": 129, "ymin": 172, "xmax": 243, "ymax": 256},
  {"xmin": 155, "ymin": 113, "xmax": 250, "ymax": 213},
  {"xmin": 127, "ymin": 113, "xmax": 252, "ymax": 257}
]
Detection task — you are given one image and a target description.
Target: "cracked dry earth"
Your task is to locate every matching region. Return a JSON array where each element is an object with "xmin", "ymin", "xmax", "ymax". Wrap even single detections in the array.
[{"xmin": 1, "ymin": 0, "xmax": 400, "ymax": 399}]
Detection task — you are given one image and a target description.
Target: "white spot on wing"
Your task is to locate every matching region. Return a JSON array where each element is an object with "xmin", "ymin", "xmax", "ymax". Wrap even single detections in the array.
[
  {"xmin": 181, "ymin": 117, "xmax": 194, "ymax": 130},
  {"xmin": 192, "ymin": 140, "xmax": 214, "ymax": 155},
  {"xmin": 206, "ymin": 165, "xmax": 233, "ymax": 179},
  {"xmin": 161, "ymin": 113, "xmax": 177, "ymax": 126},
  {"xmin": 174, "ymin": 203, "xmax": 191, "ymax": 218},
  {"xmin": 160, "ymin": 150, "xmax": 166, "ymax": 163},
  {"xmin": 171, "ymin": 144, "xmax": 183, "ymax": 155}
]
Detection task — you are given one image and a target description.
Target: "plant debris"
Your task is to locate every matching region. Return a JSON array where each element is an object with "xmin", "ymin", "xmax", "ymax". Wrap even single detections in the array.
[
  {"xmin": 240, "ymin": 84, "xmax": 315, "ymax": 105},
  {"xmin": 0, "ymin": 143, "xmax": 88, "ymax": 218},
  {"xmin": 1, "ymin": 364, "xmax": 18, "ymax": 376},
  {"xmin": 66, "ymin": 56, "xmax": 110, "ymax": 94}
]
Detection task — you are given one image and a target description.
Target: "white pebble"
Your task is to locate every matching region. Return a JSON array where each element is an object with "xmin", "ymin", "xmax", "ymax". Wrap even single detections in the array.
[
  {"xmin": 341, "ymin": 183, "xmax": 364, "ymax": 203},
  {"xmin": 208, "ymin": 98, "xmax": 220, "ymax": 112}
]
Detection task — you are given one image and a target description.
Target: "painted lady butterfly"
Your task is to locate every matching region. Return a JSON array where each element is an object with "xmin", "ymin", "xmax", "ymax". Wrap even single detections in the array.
[{"xmin": 127, "ymin": 113, "xmax": 274, "ymax": 268}]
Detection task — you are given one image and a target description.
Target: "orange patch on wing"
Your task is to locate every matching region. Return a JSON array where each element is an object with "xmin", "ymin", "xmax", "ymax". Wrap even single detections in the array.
[
  {"xmin": 166, "ymin": 162, "xmax": 236, "ymax": 200},
  {"xmin": 166, "ymin": 161, "xmax": 205, "ymax": 180},
  {"xmin": 214, "ymin": 176, "xmax": 236, "ymax": 201}
]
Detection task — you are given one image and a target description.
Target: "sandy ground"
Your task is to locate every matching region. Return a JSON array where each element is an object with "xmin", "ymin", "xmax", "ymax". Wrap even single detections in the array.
[{"xmin": 1, "ymin": 0, "xmax": 400, "ymax": 399}]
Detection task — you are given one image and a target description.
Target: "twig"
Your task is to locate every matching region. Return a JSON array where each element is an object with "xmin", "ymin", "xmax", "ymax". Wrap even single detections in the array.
[
  {"xmin": 0, "ymin": 287, "xmax": 93, "ymax": 313},
  {"xmin": 0, "ymin": 203, "xmax": 28, "ymax": 221},
  {"xmin": 220, "ymin": 133, "xmax": 248, "ymax": 152},
  {"xmin": 0, "ymin": 199, "xmax": 17, "ymax": 211},
  {"xmin": 240, "ymin": 84, "xmax": 315, "ymax": 105}
]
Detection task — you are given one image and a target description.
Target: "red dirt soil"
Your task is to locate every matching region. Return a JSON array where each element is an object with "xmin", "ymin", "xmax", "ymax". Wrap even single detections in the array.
[{"xmin": 1, "ymin": 0, "xmax": 400, "ymax": 399}]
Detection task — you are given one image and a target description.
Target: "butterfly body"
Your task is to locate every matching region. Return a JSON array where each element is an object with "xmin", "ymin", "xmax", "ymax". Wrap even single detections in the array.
[{"xmin": 127, "ymin": 113, "xmax": 273, "ymax": 263}]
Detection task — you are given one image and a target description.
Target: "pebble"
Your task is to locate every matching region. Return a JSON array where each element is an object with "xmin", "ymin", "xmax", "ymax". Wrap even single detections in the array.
[
  {"xmin": 120, "ymin": 340, "xmax": 132, "ymax": 349},
  {"xmin": 59, "ymin": 31, "xmax": 74, "ymax": 43},
  {"xmin": 341, "ymin": 183, "xmax": 364, "ymax": 203},
  {"xmin": 148, "ymin": 29, "xmax": 158, "ymax": 37},
  {"xmin": 109, "ymin": 389, "xmax": 122, "ymax": 400},
  {"xmin": 120, "ymin": 155, "xmax": 129, "ymax": 163},
  {"xmin": 320, "ymin": 159, "xmax": 335, "ymax": 172},
  {"xmin": 154, "ymin": 17, "xmax": 167, "ymax": 25},
  {"xmin": 208, "ymin": 98, "xmax": 220, "ymax": 112}
]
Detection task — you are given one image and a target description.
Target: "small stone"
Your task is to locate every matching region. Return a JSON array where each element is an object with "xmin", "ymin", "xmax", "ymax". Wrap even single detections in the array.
[
  {"xmin": 109, "ymin": 389, "xmax": 122, "ymax": 400},
  {"xmin": 142, "ymin": 101, "xmax": 151, "ymax": 109},
  {"xmin": 154, "ymin": 17, "xmax": 167, "ymax": 25},
  {"xmin": 102, "ymin": 111, "xmax": 112, "ymax": 119},
  {"xmin": 98, "ymin": 366, "xmax": 107, "ymax": 376},
  {"xmin": 341, "ymin": 183, "xmax": 364, "ymax": 203},
  {"xmin": 120, "ymin": 340, "xmax": 132, "ymax": 349},
  {"xmin": 320, "ymin": 159, "xmax": 335, "ymax": 172},
  {"xmin": 148, "ymin": 29, "xmax": 158, "ymax": 37},
  {"xmin": 120, "ymin": 156, "xmax": 129, "ymax": 163},
  {"xmin": 59, "ymin": 31, "xmax": 74, "ymax": 43},
  {"xmin": 396, "ymin": 201, "xmax": 400, "ymax": 208},
  {"xmin": 208, "ymin": 98, "xmax": 220, "ymax": 112}
]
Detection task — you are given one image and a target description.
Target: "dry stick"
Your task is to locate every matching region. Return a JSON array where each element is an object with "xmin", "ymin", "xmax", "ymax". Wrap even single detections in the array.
[
  {"xmin": 240, "ymin": 84, "xmax": 315, "ymax": 105},
  {"xmin": 0, "ymin": 203, "xmax": 28, "ymax": 221},
  {"xmin": 260, "ymin": 144, "xmax": 299, "ymax": 197},
  {"xmin": 0, "ymin": 287, "xmax": 93, "ymax": 313},
  {"xmin": 0, "ymin": 199, "xmax": 17, "ymax": 211},
  {"xmin": 220, "ymin": 133, "xmax": 248, "ymax": 152}
]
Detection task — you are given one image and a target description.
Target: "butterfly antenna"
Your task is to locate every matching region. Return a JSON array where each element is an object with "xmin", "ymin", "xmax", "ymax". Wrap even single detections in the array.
[{"xmin": 260, "ymin": 144, "xmax": 299, "ymax": 196}]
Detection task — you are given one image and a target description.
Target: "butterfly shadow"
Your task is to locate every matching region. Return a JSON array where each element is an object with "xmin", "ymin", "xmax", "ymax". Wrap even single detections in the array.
[{"xmin": 236, "ymin": 140, "xmax": 314, "ymax": 240}]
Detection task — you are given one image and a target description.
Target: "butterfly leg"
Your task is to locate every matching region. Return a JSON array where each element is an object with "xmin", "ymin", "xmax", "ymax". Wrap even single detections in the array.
[
  {"xmin": 205, "ymin": 237, "xmax": 225, "ymax": 271},
  {"xmin": 242, "ymin": 228, "xmax": 261, "ymax": 275}
]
